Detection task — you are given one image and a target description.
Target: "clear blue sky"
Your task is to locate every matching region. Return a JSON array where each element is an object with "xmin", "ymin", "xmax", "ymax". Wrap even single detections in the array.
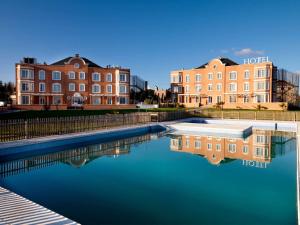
[{"xmin": 0, "ymin": 0, "xmax": 299, "ymax": 88}]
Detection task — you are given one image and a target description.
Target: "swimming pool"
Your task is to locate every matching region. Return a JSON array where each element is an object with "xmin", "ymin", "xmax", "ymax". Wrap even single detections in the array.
[{"xmin": 0, "ymin": 129, "xmax": 297, "ymax": 225}]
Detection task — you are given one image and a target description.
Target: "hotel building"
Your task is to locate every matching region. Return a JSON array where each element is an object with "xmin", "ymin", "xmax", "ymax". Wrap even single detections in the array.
[
  {"xmin": 170, "ymin": 57, "xmax": 300, "ymax": 109},
  {"xmin": 15, "ymin": 54, "xmax": 132, "ymax": 110}
]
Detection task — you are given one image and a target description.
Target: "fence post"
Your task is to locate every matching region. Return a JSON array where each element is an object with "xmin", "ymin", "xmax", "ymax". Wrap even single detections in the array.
[{"xmin": 25, "ymin": 120, "xmax": 28, "ymax": 139}]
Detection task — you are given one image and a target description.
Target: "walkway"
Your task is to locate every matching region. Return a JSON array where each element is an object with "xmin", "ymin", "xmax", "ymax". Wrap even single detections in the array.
[{"xmin": 0, "ymin": 187, "xmax": 79, "ymax": 225}]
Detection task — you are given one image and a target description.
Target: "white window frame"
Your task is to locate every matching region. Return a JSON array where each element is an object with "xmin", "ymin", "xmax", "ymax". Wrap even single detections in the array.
[
  {"xmin": 185, "ymin": 74, "xmax": 190, "ymax": 83},
  {"xmin": 107, "ymin": 97, "xmax": 113, "ymax": 104},
  {"xmin": 92, "ymin": 72, "xmax": 101, "ymax": 81},
  {"xmin": 106, "ymin": 73, "xmax": 112, "ymax": 82},
  {"xmin": 52, "ymin": 71, "xmax": 61, "ymax": 80},
  {"xmin": 229, "ymin": 71, "xmax": 237, "ymax": 80},
  {"xmin": 195, "ymin": 85, "xmax": 201, "ymax": 93},
  {"xmin": 119, "ymin": 73, "xmax": 127, "ymax": 82},
  {"xmin": 228, "ymin": 144, "xmax": 236, "ymax": 153},
  {"xmin": 185, "ymin": 85, "xmax": 190, "ymax": 93},
  {"xmin": 79, "ymin": 83, "xmax": 85, "ymax": 92},
  {"xmin": 229, "ymin": 83, "xmax": 237, "ymax": 92},
  {"xmin": 195, "ymin": 74, "xmax": 201, "ymax": 82},
  {"xmin": 217, "ymin": 72, "xmax": 222, "ymax": 80},
  {"xmin": 74, "ymin": 63, "xmax": 80, "ymax": 69},
  {"xmin": 52, "ymin": 83, "xmax": 61, "ymax": 93},
  {"xmin": 69, "ymin": 83, "xmax": 75, "ymax": 92},
  {"xmin": 244, "ymin": 82, "xmax": 250, "ymax": 91},
  {"xmin": 119, "ymin": 85, "xmax": 127, "ymax": 94},
  {"xmin": 244, "ymin": 70, "xmax": 250, "ymax": 79},
  {"xmin": 68, "ymin": 71, "xmax": 75, "ymax": 79},
  {"xmin": 107, "ymin": 84, "xmax": 112, "ymax": 93},
  {"xmin": 21, "ymin": 95, "xmax": 30, "ymax": 104},
  {"xmin": 208, "ymin": 73, "xmax": 213, "ymax": 80},
  {"xmin": 39, "ymin": 82, "xmax": 45, "ymax": 92},
  {"xmin": 208, "ymin": 84, "xmax": 213, "ymax": 91},
  {"xmin": 92, "ymin": 84, "xmax": 101, "ymax": 93},
  {"xmin": 79, "ymin": 72, "xmax": 85, "ymax": 80},
  {"xmin": 217, "ymin": 83, "xmax": 222, "ymax": 91},
  {"xmin": 39, "ymin": 70, "xmax": 45, "ymax": 80}
]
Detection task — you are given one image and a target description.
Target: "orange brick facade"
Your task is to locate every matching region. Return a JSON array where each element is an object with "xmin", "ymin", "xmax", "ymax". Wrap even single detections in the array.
[
  {"xmin": 15, "ymin": 55, "xmax": 133, "ymax": 110},
  {"xmin": 170, "ymin": 57, "xmax": 293, "ymax": 109},
  {"xmin": 170, "ymin": 129, "xmax": 272, "ymax": 166}
]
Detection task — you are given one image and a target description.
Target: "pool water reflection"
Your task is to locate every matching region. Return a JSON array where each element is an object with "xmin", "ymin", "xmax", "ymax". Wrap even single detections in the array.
[{"xmin": 0, "ymin": 130, "xmax": 297, "ymax": 225}]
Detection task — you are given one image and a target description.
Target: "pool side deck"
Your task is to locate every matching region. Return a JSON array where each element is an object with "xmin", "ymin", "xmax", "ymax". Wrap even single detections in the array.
[{"xmin": 0, "ymin": 186, "xmax": 78, "ymax": 225}]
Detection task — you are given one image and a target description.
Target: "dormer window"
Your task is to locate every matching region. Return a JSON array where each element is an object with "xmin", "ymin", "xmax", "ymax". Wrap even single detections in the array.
[{"xmin": 74, "ymin": 63, "xmax": 80, "ymax": 69}]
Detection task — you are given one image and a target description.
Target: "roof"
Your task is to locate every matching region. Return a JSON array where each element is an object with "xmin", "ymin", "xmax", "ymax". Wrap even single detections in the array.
[
  {"xmin": 196, "ymin": 57, "xmax": 239, "ymax": 69},
  {"xmin": 51, "ymin": 56, "xmax": 102, "ymax": 68}
]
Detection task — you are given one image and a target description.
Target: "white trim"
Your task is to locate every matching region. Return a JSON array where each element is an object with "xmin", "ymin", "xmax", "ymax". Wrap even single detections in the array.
[
  {"xmin": 52, "ymin": 71, "xmax": 61, "ymax": 80},
  {"xmin": 39, "ymin": 82, "xmax": 46, "ymax": 92},
  {"xmin": 79, "ymin": 83, "xmax": 85, "ymax": 92}
]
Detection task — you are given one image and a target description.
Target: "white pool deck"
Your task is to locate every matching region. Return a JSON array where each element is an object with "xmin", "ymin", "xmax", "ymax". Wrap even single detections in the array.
[
  {"xmin": 0, "ymin": 117, "xmax": 299, "ymax": 225},
  {"xmin": 0, "ymin": 186, "xmax": 78, "ymax": 225}
]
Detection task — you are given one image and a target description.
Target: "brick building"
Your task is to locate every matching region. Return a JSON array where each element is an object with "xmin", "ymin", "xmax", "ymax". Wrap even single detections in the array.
[
  {"xmin": 15, "ymin": 54, "xmax": 132, "ymax": 110},
  {"xmin": 170, "ymin": 57, "xmax": 300, "ymax": 109}
]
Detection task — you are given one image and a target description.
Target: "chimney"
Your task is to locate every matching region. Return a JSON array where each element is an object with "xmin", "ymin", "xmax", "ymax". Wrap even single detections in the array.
[{"xmin": 75, "ymin": 54, "xmax": 80, "ymax": 57}]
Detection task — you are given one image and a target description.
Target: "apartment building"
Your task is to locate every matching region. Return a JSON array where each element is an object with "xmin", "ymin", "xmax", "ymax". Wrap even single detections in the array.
[
  {"xmin": 170, "ymin": 57, "xmax": 300, "ymax": 109},
  {"xmin": 15, "ymin": 54, "xmax": 132, "ymax": 110}
]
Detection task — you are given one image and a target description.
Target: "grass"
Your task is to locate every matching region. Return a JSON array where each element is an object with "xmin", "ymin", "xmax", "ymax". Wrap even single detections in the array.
[{"xmin": 0, "ymin": 108, "xmax": 185, "ymax": 120}]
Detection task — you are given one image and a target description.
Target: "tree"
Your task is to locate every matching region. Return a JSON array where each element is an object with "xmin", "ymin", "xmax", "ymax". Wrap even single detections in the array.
[{"xmin": 0, "ymin": 81, "xmax": 15, "ymax": 104}]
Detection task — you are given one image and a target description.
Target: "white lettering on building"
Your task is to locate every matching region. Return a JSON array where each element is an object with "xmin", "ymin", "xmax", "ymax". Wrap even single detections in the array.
[{"xmin": 243, "ymin": 56, "xmax": 269, "ymax": 64}]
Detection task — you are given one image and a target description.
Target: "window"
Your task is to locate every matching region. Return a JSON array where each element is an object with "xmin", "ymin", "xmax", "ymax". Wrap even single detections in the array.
[
  {"xmin": 79, "ymin": 83, "xmax": 85, "ymax": 92},
  {"xmin": 216, "ymin": 144, "xmax": 221, "ymax": 151},
  {"xmin": 69, "ymin": 83, "xmax": 75, "ymax": 91},
  {"xmin": 217, "ymin": 83, "xmax": 222, "ymax": 91},
  {"xmin": 21, "ymin": 95, "xmax": 29, "ymax": 104},
  {"xmin": 243, "ymin": 95, "xmax": 250, "ymax": 103},
  {"xmin": 92, "ymin": 73, "xmax": 100, "ymax": 81},
  {"xmin": 244, "ymin": 82, "xmax": 249, "ymax": 91},
  {"xmin": 53, "ymin": 96, "xmax": 61, "ymax": 105},
  {"xmin": 228, "ymin": 144, "xmax": 236, "ymax": 153},
  {"xmin": 68, "ymin": 71, "xmax": 75, "ymax": 79},
  {"xmin": 21, "ymin": 82, "xmax": 34, "ymax": 92},
  {"xmin": 92, "ymin": 84, "xmax": 101, "ymax": 93},
  {"xmin": 244, "ymin": 70, "xmax": 250, "ymax": 79},
  {"xmin": 207, "ymin": 143, "xmax": 212, "ymax": 150},
  {"xmin": 195, "ymin": 140, "xmax": 201, "ymax": 149},
  {"xmin": 208, "ymin": 84, "xmax": 213, "ymax": 91},
  {"xmin": 256, "ymin": 94, "xmax": 269, "ymax": 103},
  {"xmin": 52, "ymin": 83, "xmax": 61, "ymax": 92},
  {"xmin": 52, "ymin": 71, "xmax": 61, "ymax": 80},
  {"xmin": 185, "ymin": 85, "xmax": 190, "ymax": 93},
  {"xmin": 79, "ymin": 72, "xmax": 85, "ymax": 80},
  {"xmin": 217, "ymin": 72, "xmax": 222, "ymax": 79},
  {"xmin": 74, "ymin": 63, "xmax": 80, "ymax": 68},
  {"xmin": 229, "ymin": 95, "xmax": 236, "ymax": 103},
  {"xmin": 256, "ymin": 135, "xmax": 269, "ymax": 144},
  {"xmin": 208, "ymin": 96, "xmax": 212, "ymax": 104},
  {"xmin": 255, "ymin": 81, "xmax": 269, "ymax": 91},
  {"xmin": 106, "ymin": 73, "xmax": 112, "ymax": 82},
  {"xmin": 39, "ymin": 96, "xmax": 46, "ymax": 105},
  {"xmin": 208, "ymin": 73, "xmax": 213, "ymax": 80},
  {"xmin": 107, "ymin": 85, "xmax": 112, "ymax": 93},
  {"xmin": 39, "ymin": 83, "xmax": 45, "ymax": 92},
  {"xmin": 217, "ymin": 96, "xmax": 222, "ymax": 103},
  {"xmin": 255, "ymin": 147, "xmax": 268, "ymax": 157},
  {"xmin": 92, "ymin": 97, "xmax": 101, "ymax": 105},
  {"xmin": 120, "ymin": 74, "xmax": 127, "ymax": 82},
  {"xmin": 256, "ymin": 68, "xmax": 268, "ymax": 78},
  {"xmin": 107, "ymin": 97, "xmax": 112, "ymax": 104},
  {"xmin": 185, "ymin": 74, "xmax": 190, "ymax": 83},
  {"xmin": 119, "ymin": 85, "xmax": 127, "ymax": 93},
  {"xmin": 39, "ymin": 70, "xmax": 45, "ymax": 80},
  {"xmin": 195, "ymin": 74, "xmax": 201, "ymax": 82},
  {"xmin": 196, "ymin": 85, "xmax": 201, "ymax": 92},
  {"xmin": 243, "ymin": 146, "xmax": 249, "ymax": 154},
  {"xmin": 229, "ymin": 71, "xmax": 237, "ymax": 80},
  {"xmin": 119, "ymin": 97, "xmax": 127, "ymax": 104},
  {"xmin": 229, "ymin": 83, "xmax": 237, "ymax": 92},
  {"xmin": 20, "ymin": 69, "xmax": 34, "ymax": 79}
]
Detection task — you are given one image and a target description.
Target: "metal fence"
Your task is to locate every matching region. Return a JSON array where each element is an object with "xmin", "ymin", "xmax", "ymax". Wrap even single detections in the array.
[
  {"xmin": 192, "ymin": 110, "xmax": 300, "ymax": 121},
  {"xmin": 0, "ymin": 111, "xmax": 188, "ymax": 142}
]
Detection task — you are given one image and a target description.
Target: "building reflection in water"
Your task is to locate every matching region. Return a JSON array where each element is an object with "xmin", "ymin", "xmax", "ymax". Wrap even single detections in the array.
[
  {"xmin": 0, "ymin": 132, "xmax": 164, "ymax": 178},
  {"xmin": 169, "ymin": 129, "xmax": 296, "ymax": 168}
]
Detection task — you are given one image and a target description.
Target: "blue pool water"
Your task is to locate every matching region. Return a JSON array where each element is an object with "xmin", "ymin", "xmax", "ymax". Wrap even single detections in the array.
[{"xmin": 0, "ymin": 130, "xmax": 297, "ymax": 225}]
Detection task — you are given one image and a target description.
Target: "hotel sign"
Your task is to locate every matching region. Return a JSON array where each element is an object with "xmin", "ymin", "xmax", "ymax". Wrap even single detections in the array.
[{"xmin": 243, "ymin": 56, "xmax": 269, "ymax": 64}]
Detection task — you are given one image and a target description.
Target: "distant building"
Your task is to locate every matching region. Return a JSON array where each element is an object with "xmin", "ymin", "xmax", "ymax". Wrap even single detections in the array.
[
  {"xmin": 170, "ymin": 57, "xmax": 300, "ymax": 109},
  {"xmin": 15, "ymin": 54, "xmax": 132, "ymax": 110},
  {"xmin": 130, "ymin": 75, "xmax": 147, "ymax": 92}
]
